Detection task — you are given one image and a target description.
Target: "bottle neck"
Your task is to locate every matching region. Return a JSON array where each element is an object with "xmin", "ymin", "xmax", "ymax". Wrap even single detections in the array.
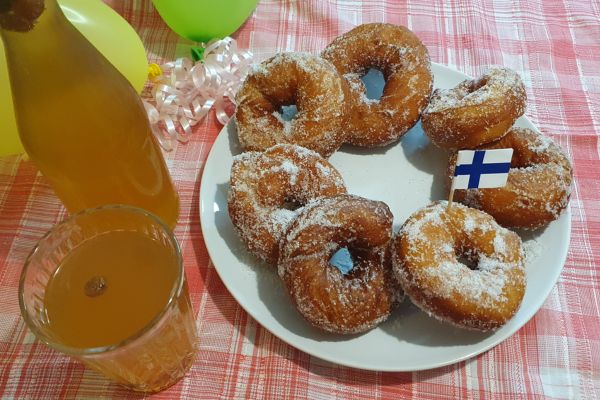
[{"xmin": 1, "ymin": 0, "xmax": 105, "ymax": 93}]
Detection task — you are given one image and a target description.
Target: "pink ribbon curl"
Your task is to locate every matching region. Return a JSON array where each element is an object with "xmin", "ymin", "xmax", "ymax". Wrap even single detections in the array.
[{"xmin": 143, "ymin": 37, "xmax": 253, "ymax": 151}]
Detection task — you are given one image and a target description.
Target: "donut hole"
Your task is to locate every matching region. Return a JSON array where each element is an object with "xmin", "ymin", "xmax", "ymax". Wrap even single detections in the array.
[
  {"xmin": 454, "ymin": 77, "xmax": 489, "ymax": 102},
  {"xmin": 469, "ymin": 77, "xmax": 488, "ymax": 93},
  {"xmin": 456, "ymin": 253, "xmax": 479, "ymax": 270},
  {"xmin": 509, "ymin": 154, "xmax": 533, "ymax": 170},
  {"xmin": 506, "ymin": 145, "xmax": 541, "ymax": 169},
  {"xmin": 454, "ymin": 245, "xmax": 480, "ymax": 270},
  {"xmin": 328, "ymin": 246, "xmax": 384, "ymax": 281},
  {"xmin": 279, "ymin": 104, "xmax": 298, "ymax": 121},
  {"xmin": 453, "ymin": 243, "xmax": 510, "ymax": 274},
  {"xmin": 281, "ymin": 198, "xmax": 303, "ymax": 211},
  {"xmin": 270, "ymin": 104, "xmax": 298, "ymax": 136},
  {"xmin": 359, "ymin": 68, "xmax": 386, "ymax": 101},
  {"xmin": 329, "ymin": 247, "xmax": 354, "ymax": 275}
]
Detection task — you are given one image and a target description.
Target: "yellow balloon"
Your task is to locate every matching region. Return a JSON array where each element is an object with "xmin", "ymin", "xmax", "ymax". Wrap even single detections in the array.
[{"xmin": 0, "ymin": 0, "xmax": 148, "ymax": 156}]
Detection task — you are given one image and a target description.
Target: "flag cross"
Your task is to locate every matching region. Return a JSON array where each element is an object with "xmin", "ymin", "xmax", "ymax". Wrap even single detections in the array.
[{"xmin": 454, "ymin": 150, "xmax": 512, "ymax": 189}]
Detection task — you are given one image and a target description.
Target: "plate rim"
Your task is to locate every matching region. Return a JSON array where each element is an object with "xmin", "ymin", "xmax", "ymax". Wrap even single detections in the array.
[{"xmin": 198, "ymin": 62, "xmax": 571, "ymax": 371}]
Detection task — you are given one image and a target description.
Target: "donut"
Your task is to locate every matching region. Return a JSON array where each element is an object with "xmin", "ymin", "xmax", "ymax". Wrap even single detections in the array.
[
  {"xmin": 322, "ymin": 23, "xmax": 433, "ymax": 147},
  {"xmin": 235, "ymin": 52, "xmax": 347, "ymax": 157},
  {"xmin": 422, "ymin": 67, "xmax": 526, "ymax": 149},
  {"xmin": 392, "ymin": 202, "xmax": 526, "ymax": 331},
  {"xmin": 228, "ymin": 144, "xmax": 346, "ymax": 266},
  {"xmin": 278, "ymin": 195, "xmax": 397, "ymax": 334},
  {"xmin": 449, "ymin": 127, "xmax": 573, "ymax": 229}
]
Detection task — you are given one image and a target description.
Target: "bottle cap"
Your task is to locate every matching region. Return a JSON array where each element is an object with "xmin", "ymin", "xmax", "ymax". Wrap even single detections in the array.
[{"xmin": 0, "ymin": 0, "xmax": 45, "ymax": 32}]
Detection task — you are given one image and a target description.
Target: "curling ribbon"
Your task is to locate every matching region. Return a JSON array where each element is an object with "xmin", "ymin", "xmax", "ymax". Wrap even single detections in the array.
[{"xmin": 143, "ymin": 37, "xmax": 253, "ymax": 151}]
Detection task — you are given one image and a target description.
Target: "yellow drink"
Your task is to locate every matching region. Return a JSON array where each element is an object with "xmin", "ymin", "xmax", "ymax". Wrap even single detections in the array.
[
  {"xmin": 1, "ymin": 0, "xmax": 179, "ymax": 228},
  {"xmin": 20, "ymin": 205, "xmax": 197, "ymax": 393},
  {"xmin": 44, "ymin": 231, "xmax": 179, "ymax": 349}
]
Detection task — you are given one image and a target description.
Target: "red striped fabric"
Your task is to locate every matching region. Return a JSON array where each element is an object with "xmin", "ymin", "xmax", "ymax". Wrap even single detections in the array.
[{"xmin": 1, "ymin": 0, "xmax": 599, "ymax": 398}]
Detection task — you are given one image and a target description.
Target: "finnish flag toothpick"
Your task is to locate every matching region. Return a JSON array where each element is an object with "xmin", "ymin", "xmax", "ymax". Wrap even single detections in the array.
[{"xmin": 448, "ymin": 148, "xmax": 513, "ymax": 209}]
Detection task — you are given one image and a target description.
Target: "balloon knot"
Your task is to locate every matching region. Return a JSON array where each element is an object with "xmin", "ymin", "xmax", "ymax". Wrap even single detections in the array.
[{"xmin": 190, "ymin": 47, "xmax": 205, "ymax": 62}]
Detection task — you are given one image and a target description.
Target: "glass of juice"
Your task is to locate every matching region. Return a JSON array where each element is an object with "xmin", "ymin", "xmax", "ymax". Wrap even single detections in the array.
[{"xmin": 19, "ymin": 205, "xmax": 197, "ymax": 393}]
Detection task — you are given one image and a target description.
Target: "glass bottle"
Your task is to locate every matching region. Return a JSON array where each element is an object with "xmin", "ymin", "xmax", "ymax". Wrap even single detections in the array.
[{"xmin": 0, "ymin": 0, "xmax": 179, "ymax": 228}]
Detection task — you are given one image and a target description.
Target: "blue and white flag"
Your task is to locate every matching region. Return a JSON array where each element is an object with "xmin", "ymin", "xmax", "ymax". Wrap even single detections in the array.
[{"xmin": 452, "ymin": 149, "xmax": 513, "ymax": 190}]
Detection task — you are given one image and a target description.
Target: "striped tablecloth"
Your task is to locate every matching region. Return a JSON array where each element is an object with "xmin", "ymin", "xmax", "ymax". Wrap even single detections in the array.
[{"xmin": 1, "ymin": 0, "xmax": 599, "ymax": 398}]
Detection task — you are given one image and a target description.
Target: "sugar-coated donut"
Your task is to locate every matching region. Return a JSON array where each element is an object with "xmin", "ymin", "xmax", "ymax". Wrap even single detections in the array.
[
  {"xmin": 278, "ymin": 195, "xmax": 398, "ymax": 334},
  {"xmin": 449, "ymin": 127, "xmax": 573, "ymax": 230},
  {"xmin": 235, "ymin": 52, "xmax": 347, "ymax": 157},
  {"xmin": 228, "ymin": 144, "xmax": 346, "ymax": 266},
  {"xmin": 392, "ymin": 202, "xmax": 526, "ymax": 331},
  {"xmin": 422, "ymin": 67, "xmax": 526, "ymax": 149},
  {"xmin": 322, "ymin": 23, "xmax": 433, "ymax": 147}
]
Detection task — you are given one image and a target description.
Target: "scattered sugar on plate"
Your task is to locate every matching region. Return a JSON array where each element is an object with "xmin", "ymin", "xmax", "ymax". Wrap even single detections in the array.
[{"xmin": 522, "ymin": 238, "xmax": 544, "ymax": 265}]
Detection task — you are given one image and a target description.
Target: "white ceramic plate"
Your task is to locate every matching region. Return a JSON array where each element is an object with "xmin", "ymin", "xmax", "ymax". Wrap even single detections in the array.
[{"xmin": 199, "ymin": 63, "xmax": 571, "ymax": 371}]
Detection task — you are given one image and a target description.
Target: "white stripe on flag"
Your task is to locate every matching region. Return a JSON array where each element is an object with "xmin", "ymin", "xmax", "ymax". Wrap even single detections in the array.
[
  {"xmin": 452, "ymin": 174, "xmax": 472, "ymax": 190},
  {"xmin": 476, "ymin": 173, "xmax": 512, "ymax": 188},
  {"xmin": 456, "ymin": 150, "xmax": 476, "ymax": 165},
  {"xmin": 482, "ymin": 148, "xmax": 514, "ymax": 164}
]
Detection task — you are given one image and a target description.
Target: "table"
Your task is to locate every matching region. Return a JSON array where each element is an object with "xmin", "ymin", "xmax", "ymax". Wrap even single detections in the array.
[{"xmin": 1, "ymin": 0, "xmax": 599, "ymax": 398}]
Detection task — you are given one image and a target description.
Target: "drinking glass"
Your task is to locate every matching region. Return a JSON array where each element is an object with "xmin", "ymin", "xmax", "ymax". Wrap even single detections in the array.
[{"xmin": 19, "ymin": 205, "xmax": 197, "ymax": 393}]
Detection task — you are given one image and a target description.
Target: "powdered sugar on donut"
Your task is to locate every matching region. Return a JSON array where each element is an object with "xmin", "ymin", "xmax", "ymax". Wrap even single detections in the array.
[
  {"xmin": 422, "ymin": 66, "xmax": 527, "ymax": 149},
  {"xmin": 392, "ymin": 202, "xmax": 526, "ymax": 331},
  {"xmin": 228, "ymin": 144, "xmax": 347, "ymax": 266},
  {"xmin": 425, "ymin": 67, "xmax": 525, "ymax": 114},
  {"xmin": 322, "ymin": 23, "xmax": 433, "ymax": 147},
  {"xmin": 235, "ymin": 52, "xmax": 347, "ymax": 157},
  {"xmin": 421, "ymin": 259, "xmax": 507, "ymax": 303},
  {"xmin": 271, "ymin": 111, "xmax": 294, "ymax": 137},
  {"xmin": 278, "ymin": 195, "xmax": 397, "ymax": 334}
]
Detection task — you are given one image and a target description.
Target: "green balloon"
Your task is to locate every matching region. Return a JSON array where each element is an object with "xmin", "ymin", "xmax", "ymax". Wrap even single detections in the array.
[{"xmin": 152, "ymin": 0, "xmax": 259, "ymax": 42}]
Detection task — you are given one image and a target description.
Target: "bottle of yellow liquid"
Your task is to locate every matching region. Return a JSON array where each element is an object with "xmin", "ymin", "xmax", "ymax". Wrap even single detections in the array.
[{"xmin": 0, "ymin": 0, "xmax": 179, "ymax": 228}]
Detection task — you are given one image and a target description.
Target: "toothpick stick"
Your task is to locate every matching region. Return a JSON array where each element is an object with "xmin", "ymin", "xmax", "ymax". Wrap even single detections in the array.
[{"xmin": 447, "ymin": 179, "xmax": 455, "ymax": 211}]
